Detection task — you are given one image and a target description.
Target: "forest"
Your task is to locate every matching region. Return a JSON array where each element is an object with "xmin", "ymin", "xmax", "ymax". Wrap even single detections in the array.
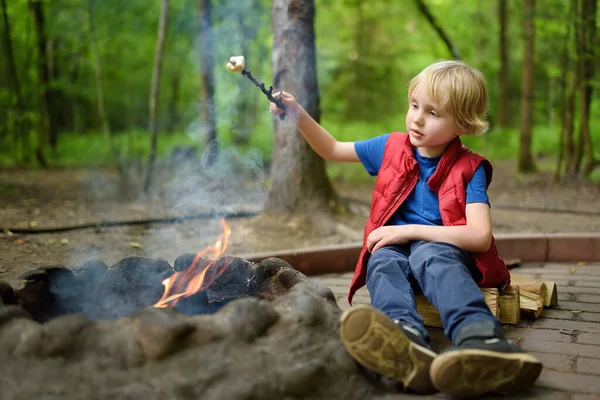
[{"xmin": 1, "ymin": 0, "xmax": 598, "ymax": 207}]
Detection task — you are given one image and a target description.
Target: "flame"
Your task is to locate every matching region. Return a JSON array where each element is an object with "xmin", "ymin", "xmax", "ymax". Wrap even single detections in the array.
[{"xmin": 153, "ymin": 219, "xmax": 231, "ymax": 308}]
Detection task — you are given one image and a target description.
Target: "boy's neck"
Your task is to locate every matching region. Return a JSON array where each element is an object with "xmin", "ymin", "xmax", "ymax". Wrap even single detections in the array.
[{"xmin": 415, "ymin": 142, "xmax": 452, "ymax": 158}]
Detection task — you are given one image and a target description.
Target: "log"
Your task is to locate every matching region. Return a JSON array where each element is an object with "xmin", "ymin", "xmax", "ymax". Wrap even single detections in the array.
[
  {"xmin": 520, "ymin": 290, "xmax": 544, "ymax": 319},
  {"xmin": 542, "ymin": 280, "xmax": 558, "ymax": 307},
  {"xmin": 511, "ymin": 274, "xmax": 558, "ymax": 307},
  {"xmin": 416, "ymin": 288, "xmax": 500, "ymax": 328},
  {"xmin": 498, "ymin": 286, "xmax": 521, "ymax": 325}
]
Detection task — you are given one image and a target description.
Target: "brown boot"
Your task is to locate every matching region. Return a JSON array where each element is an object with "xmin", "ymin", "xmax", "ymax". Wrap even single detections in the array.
[
  {"xmin": 340, "ymin": 305, "xmax": 437, "ymax": 394},
  {"xmin": 430, "ymin": 320, "xmax": 543, "ymax": 397}
]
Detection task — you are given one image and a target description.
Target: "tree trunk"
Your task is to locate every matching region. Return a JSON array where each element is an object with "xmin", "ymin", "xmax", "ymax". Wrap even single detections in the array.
[
  {"xmin": 144, "ymin": 0, "xmax": 169, "ymax": 193},
  {"xmin": 198, "ymin": 0, "xmax": 217, "ymax": 165},
  {"xmin": 564, "ymin": 67, "xmax": 578, "ymax": 177},
  {"xmin": 497, "ymin": 0, "xmax": 509, "ymax": 128},
  {"xmin": 555, "ymin": 1, "xmax": 575, "ymax": 181},
  {"xmin": 87, "ymin": 0, "xmax": 124, "ymax": 177},
  {"xmin": 579, "ymin": 0, "xmax": 597, "ymax": 176},
  {"xmin": 265, "ymin": 0, "xmax": 338, "ymax": 214},
  {"xmin": 29, "ymin": 0, "xmax": 51, "ymax": 164},
  {"xmin": 1, "ymin": 0, "xmax": 30, "ymax": 161},
  {"xmin": 167, "ymin": 74, "xmax": 180, "ymax": 132},
  {"xmin": 414, "ymin": 0, "xmax": 460, "ymax": 59},
  {"xmin": 518, "ymin": 0, "xmax": 536, "ymax": 173}
]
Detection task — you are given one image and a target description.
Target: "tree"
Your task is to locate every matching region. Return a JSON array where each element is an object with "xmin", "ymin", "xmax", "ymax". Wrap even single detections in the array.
[
  {"xmin": 518, "ymin": 0, "xmax": 536, "ymax": 173},
  {"xmin": 577, "ymin": 0, "xmax": 597, "ymax": 176},
  {"xmin": 561, "ymin": 0, "xmax": 598, "ymax": 179},
  {"xmin": 1, "ymin": 0, "xmax": 29, "ymax": 160},
  {"xmin": 144, "ymin": 0, "xmax": 169, "ymax": 193},
  {"xmin": 555, "ymin": 0, "xmax": 575, "ymax": 181},
  {"xmin": 198, "ymin": 0, "xmax": 217, "ymax": 165},
  {"xmin": 29, "ymin": 0, "xmax": 51, "ymax": 164},
  {"xmin": 414, "ymin": 0, "xmax": 460, "ymax": 59},
  {"xmin": 265, "ymin": 0, "xmax": 338, "ymax": 214},
  {"xmin": 88, "ymin": 0, "xmax": 124, "ymax": 177},
  {"xmin": 497, "ymin": 0, "xmax": 509, "ymax": 128}
]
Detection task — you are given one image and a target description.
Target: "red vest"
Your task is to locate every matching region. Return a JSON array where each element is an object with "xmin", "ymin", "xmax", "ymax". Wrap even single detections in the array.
[{"xmin": 348, "ymin": 132, "xmax": 510, "ymax": 304}]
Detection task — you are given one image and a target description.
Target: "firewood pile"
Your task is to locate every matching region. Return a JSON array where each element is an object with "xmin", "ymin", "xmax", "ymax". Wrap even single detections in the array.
[{"xmin": 416, "ymin": 274, "xmax": 558, "ymax": 328}]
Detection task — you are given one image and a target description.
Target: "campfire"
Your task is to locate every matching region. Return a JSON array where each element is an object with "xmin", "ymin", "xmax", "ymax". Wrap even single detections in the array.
[
  {"xmin": 1, "ymin": 219, "xmax": 323, "ymax": 322},
  {"xmin": 154, "ymin": 219, "xmax": 232, "ymax": 308}
]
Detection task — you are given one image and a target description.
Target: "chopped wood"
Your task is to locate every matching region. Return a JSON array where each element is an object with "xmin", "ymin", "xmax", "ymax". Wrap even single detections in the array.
[
  {"xmin": 520, "ymin": 290, "xmax": 544, "ymax": 319},
  {"xmin": 482, "ymin": 288, "xmax": 500, "ymax": 318},
  {"xmin": 416, "ymin": 294, "xmax": 444, "ymax": 328},
  {"xmin": 414, "ymin": 281, "xmax": 549, "ymax": 328},
  {"xmin": 511, "ymin": 274, "xmax": 558, "ymax": 307},
  {"xmin": 542, "ymin": 280, "xmax": 558, "ymax": 307},
  {"xmin": 498, "ymin": 286, "xmax": 521, "ymax": 325},
  {"xmin": 416, "ymin": 288, "xmax": 500, "ymax": 329}
]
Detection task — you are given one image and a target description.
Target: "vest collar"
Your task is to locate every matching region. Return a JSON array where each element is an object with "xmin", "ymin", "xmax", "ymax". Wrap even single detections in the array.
[{"xmin": 401, "ymin": 134, "xmax": 464, "ymax": 193}]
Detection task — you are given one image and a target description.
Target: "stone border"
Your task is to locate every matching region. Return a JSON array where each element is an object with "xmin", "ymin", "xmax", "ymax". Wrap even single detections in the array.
[{"xmin": 242, "ymin": 233, "xmax": 600, "ymax": 276}]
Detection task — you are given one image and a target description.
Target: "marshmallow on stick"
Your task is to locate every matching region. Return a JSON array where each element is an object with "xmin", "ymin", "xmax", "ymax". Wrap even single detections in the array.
[
  {"xmin": 226, "ymin": 56, "xmax": 245, "ymax": 72},
  {"xmin": 225, "ymin": 55, "xmax": 285, "ymax": 120}
]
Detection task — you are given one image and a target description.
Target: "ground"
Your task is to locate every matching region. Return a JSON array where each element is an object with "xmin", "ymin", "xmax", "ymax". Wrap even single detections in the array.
[{"xmin": 1, "ymin": 160, "xmax": 599, "ymax": 283}]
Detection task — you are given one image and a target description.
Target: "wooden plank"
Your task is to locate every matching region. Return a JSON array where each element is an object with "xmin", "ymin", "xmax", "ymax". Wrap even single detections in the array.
[
  {"xmin": 499, "ymin": 286, "xmax": 521, "ymax": 325},
  {"xmin": 416, "ymin": 288, "xmax": 502, "ymax": 328},
  {"xmin": 511, "ymin": 274, "xmax": 558, "ymax": 307},
  {"xmin": 520, "ymin": 290, "xmax": 544, "ymax": 319}
]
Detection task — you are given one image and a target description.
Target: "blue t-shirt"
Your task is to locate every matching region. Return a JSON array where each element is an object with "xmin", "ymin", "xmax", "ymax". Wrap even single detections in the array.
[{"xmin": 355, "ymin": 134, "xmax": 490, "ymax": 227}]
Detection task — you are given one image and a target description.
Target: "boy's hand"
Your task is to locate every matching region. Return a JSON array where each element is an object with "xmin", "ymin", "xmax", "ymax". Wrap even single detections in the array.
[
  {"xmin": 270, "ymin": 91, "xmax": 299, "ymax": 119},
  {"xmin": 367, "ymin": 225, "xmax": 414, "ymax": 253}
]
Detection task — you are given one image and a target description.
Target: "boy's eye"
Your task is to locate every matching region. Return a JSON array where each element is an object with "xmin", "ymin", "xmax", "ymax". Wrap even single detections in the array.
[
  {"xmin": 429, "ymin": 111, "xmax": 438, "ymax": 117},
  {"xmin": 411, "ymin": 103, "xmax": 418, "ymax": 109}
]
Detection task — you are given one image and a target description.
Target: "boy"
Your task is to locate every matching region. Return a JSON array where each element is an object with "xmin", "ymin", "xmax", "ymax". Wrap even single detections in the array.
[{"xmin": 269, "ymin": 60, "xmax": 542, "ymax": 397}]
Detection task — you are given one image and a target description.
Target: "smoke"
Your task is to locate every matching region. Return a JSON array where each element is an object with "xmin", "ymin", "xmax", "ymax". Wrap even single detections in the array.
[{"xmin": 166, "ymin": 146, "xmax": 268, "ymax": 215}]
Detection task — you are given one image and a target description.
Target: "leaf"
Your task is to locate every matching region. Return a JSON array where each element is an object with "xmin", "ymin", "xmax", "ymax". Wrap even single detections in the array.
[
  {"xmin": 129, "ymin": 241, "xmax": 143, "ymax": 248},
  {"xmin": 29, "ymin": 221, "xmax": 38, "ymax": 227},
  {"xmin": 571, "ymin": 310, "xmax": 582, "ymax": 314},
  {"xmin": 577, "ymin": 261, "xmax": 586, "ymax": 266},
  {"xmin": 60, "ymin": 238, "xmax": 69, "ymax": 244}
]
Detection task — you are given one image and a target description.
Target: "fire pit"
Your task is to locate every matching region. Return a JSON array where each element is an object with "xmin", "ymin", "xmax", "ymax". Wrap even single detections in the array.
[
  {"xmin": 0, "ymin": 232, "xmax": 379, "ymax": 399},
  {"xmin": 5, "ymin": 254, "xmax": 329, "ymax": 322}
]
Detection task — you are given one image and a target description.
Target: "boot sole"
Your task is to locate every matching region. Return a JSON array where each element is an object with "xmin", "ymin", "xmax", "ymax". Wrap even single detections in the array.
[
  {"xmin": 430, "ymin": 348, "xmax": 543, "ymax": 397},
  {"xmin": 340, "ymin": 305, "xmax": 437, "ymax": 394}
]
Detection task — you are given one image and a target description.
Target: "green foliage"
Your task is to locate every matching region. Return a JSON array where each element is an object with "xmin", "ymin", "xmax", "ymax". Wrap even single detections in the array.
[{"xmin": 0, "ymin": 0, "xmax": 598, "ymax": 181}]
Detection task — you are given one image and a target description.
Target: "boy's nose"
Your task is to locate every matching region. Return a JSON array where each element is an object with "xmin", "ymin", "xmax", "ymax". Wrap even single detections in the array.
[{"xmin": 413, "ymin": 112, "xmax": 424, "ymax": 126}]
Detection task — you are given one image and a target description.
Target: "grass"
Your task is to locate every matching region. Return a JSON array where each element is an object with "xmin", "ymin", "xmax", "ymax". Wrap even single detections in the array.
[{"xmin": 1, "ymin": 117, "xmax": 599, "ymax": 183}]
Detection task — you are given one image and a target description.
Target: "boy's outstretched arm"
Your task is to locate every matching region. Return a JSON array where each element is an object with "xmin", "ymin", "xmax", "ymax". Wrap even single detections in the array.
[
  {"xmin": 270, "ymin": 92, "xmax": 360, "ymax": 162},
  {"xmin": 368, "ymin": 203, "xmax": 493, "ymax": 253}
]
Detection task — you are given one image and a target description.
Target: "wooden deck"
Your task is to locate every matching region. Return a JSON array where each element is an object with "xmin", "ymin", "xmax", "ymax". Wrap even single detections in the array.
[{"xmin": 314, "ymin": 261, "xmax": 600, "ymax": 399}]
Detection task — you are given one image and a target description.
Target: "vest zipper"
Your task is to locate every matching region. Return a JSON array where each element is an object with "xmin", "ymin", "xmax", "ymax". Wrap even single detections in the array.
[{"xmin": 379, "ymin": 168, "xmax": 419, "ymax": 226}]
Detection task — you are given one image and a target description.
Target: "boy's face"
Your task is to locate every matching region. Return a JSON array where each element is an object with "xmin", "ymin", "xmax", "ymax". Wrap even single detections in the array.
[{"xmin": 405, "ymin": 85, "xmax": 465, "ymax": 158}]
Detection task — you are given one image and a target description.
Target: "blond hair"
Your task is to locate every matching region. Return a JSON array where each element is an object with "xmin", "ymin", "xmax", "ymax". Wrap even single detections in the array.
[{"xmin": 408, "ymin": 60, "xmax": 489, "ymax": 135}]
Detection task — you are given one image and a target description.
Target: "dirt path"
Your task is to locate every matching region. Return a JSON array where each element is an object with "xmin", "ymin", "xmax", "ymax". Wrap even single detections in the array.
[{"xmin": 1, "ymin": 162, "xmax": 599, "ymax": 282}]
